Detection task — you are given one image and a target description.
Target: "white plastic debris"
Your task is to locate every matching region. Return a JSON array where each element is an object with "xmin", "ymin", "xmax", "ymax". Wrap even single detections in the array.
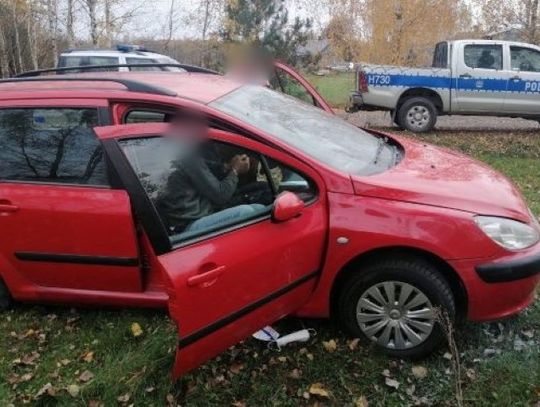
[{"xmin": 252, "ymin": 326, "xmax": 315, "ymax": 350}]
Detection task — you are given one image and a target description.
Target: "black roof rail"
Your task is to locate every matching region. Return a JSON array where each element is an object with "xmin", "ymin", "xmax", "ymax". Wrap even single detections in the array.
[
  {"xmin": 16, "ymin": 63, "xmax": 220, "ymax": 78},
  {"xmin": 0, "ymin": 77, "xmax": 178, "ymax": 97}
]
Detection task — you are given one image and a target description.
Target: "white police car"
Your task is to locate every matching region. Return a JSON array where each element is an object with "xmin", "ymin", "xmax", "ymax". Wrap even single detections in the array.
[
  {"xmin": 57, "ymin": 44, "xmax": 184, "ymax": 72},
  {"xmin": 351, "ymin": 40, "xmax": 540, "ymax": 132}
]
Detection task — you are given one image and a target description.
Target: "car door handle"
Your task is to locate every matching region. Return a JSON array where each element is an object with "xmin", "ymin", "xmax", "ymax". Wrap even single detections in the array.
[
  {"xmin": 187, "ymin": 265, "xmax": 226, "ymax": 287},
  {"xmin": 459, "ymin": 73, "xmax": 472, "ymax": 78},
  {"xmin": 510, "ymin": 76, "xmax": 521, "ymax": 81},
  {"xmin": 0, "ymin": 201, "xmax": 19, "ymax": 213}
]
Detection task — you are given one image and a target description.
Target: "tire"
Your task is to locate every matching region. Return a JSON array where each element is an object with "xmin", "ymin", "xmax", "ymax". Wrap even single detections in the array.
[
  {"xmin": 397, "ymin": 97, "xmax": 437, "ymax": 133},
  {"xmin": 337, "ymin": 257, "xmax": 455, "ymax": 359},
  {"xmin": 0, "ymin": 279, "xmax": 12, "ymax": 311}
]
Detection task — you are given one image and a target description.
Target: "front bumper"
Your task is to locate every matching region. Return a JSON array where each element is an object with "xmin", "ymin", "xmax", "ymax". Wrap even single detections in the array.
[
  {"xmin": 476, "ymin": 252, "xmax": 540, "ymax": 283},
  {"xmin": 450, "ymin": 248, "xmax": 540, "ymax": 322}
]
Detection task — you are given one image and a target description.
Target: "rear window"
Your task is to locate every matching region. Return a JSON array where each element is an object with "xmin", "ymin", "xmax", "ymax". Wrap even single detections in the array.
[{"xmin": 0, "ymin": 108, "xmax": 108, "ymax": 186}]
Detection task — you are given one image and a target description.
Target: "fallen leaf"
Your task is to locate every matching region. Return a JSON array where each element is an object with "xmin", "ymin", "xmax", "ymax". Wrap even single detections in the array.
[
  {"xmin": 66, "ymin": 384, "xmax": 80, "ymax": 397},
  {"xmin": 385, "ymin": 377, "xmax": 400, "ymax": 389},
  {"xmin": 382, "ymin": 369, "xmax": 391, "ymax": 377},
  {"xmin": 355, "ymin": 395, "xmax": 369, "ymax": 406},
  {"xmin": 145, "ymin": 386, "xmax": 156, "ymax": 393},
  {"xmin": 82, "ymin": 351, "xmax": 94, "ymax": 363},
  {"xmin": 288, "ymin": 368, "xmax": 302, "ymax": 379},
  {"xmin": 411, "ymin": 365, "xmax": 428, "ymax": 379},
  {"xmin": 35, "ymin": 382, "xmax": 55, "ymax": 398},
  {"xmin": 309, "ymin": 383, "xmax": 330, "ymax": 398},
  {"xmin": 323, "ymin": 339, "xmax": 337, "ymax": 352},
  {"xmin": 117, "ymin": 393, "xmax": 130, "ymax": 403},
  {"xmin": 88, "ymin": 400, "xmax": 104, "ymax": 407},
  {"xmin": 466, "ymin": 368, "xmax": 476, "ymax": 381},
  {"xmin": 130, "ymin": 322, "xmax": 143, "ymax": 337},
  {"xmin": 20, "ymin": 373, "xmax": 33, "ymax": 382},
  {"xmin": 229, "ymin": 362, "xmax": 244, "ymax": 374},
  {"xmin": 348, "ymin": 338, "xmax": 360, "ymax": 351},
  {"xmin": 277, "ymin": 356, "xmax": 287, "ymax": 363},
  {"xmin": 78, "ymin": 370, "xmax": 94, "ymax": 382},
  {"xmin": 443, "ymin": 352, "xmax": 453, "ymax": 360},
  {"xmin": 232, "ymin": 402, "xmax": 246, "ymax": 407}
]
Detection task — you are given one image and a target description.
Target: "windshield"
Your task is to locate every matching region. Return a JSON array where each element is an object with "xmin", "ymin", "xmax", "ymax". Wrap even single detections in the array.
[{"xmin": 210, "ymin": 85, "xmax": 397, "ymax": 175}]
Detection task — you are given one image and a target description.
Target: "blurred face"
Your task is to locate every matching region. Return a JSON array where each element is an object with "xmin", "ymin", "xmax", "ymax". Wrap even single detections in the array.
[{"xmin": 167, "ymin": 110, "xmax": 209, "ymax": 150}]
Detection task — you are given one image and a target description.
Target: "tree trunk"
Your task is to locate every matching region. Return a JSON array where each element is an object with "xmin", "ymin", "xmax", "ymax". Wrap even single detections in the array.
[
  {"xmin": 67, "ymin": 0, "xmax": 75, "ymax": 48},
  {"xmin": 11, "ymin": 1, "xmax": 24, "ymax": 74},
  {"xmin": 0, "ymin": 27, "xmax": 9, "ymax": 78},
  {"xmin": 47, "ymin": 0, "xmax": 59, "ymax": 65},
  {"xmin": 104, "ymin": 0, "xmax": 113, "ymax": 48},
  {"xmin": 26, "ymin": 2, "xmax": 39, "ymax": 70},
  {"xmin": 87, "ymin": 0, "xmax": 99, "ymax": 46},
  {"xmin": 529, "ymin": 0, "xmax": 539, "ymax": 43}
]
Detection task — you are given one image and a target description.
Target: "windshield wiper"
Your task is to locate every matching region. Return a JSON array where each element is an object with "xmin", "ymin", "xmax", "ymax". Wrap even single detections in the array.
[{"xmin": 372, "ymin": 136, "xmax": 388, "ymax": 165}]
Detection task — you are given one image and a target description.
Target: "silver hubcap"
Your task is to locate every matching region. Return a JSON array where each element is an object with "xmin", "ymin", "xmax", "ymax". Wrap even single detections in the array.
[
  {"xmin": 406, "ymin": 105, "xmax": 430, "ymax": 130},
  {"xmin": 356, "ymin": 281, "xmax": 435, "ymax": 349}
]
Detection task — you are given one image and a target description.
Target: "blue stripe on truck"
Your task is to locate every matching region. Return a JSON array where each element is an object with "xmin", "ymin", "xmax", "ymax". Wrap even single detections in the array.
[{"xmin": 365, "ymin": 73, "xmax": 540, "ymax": 93}]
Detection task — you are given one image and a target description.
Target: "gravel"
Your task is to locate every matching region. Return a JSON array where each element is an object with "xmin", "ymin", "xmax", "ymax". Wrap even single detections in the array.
[{"xmin": 342, "ymin": 111, "xmax": 540, "ymax": 131}]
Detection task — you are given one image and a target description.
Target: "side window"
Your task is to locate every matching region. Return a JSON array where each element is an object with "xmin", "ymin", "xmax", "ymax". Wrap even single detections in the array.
[
  {"xmin": 464, "ymin": 44, "xmax": 503, "ymax": 70},
  {"xmin": 0, "ymin": 108, "xmax": 108, "ymax": 186},
  {"xmin": 120, "ymin": 136, "xmax": 316, "ymax": 244},
  {"xmin": 510, "ymin": 46, "xmax": 540, "ymax": 72},
  {"xmin": 86, "ymin": 56, "xmax": 120, "ymax": 71},
  {"xmin": 270, "ymin": 70, "xmax": 315, "ymax": 106},
  {"xmin": 125, "ymin": 57, "xmax": 162, "ymax": 71},
  {"xmin": 265, "ymin": 157, "xmax": 317, "ymax": 203},
  {"xmin": 124, "ymin": 110, "xmax": 169, "ymax": 123}
]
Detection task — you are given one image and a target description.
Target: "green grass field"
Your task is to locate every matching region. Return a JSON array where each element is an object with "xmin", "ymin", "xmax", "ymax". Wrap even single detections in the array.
[
  {"xmin": 1, "ymin": 79, "xmax": 539, "ymax": 405},
  {"xmin": 305, "ymin": 72, "xmax": 354, "ymax": 108}
]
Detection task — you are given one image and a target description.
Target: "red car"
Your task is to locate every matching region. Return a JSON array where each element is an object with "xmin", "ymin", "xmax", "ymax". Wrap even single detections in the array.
[{"xmin": 0, "ymin": 63, "xmax": 539, "ymax": 379}]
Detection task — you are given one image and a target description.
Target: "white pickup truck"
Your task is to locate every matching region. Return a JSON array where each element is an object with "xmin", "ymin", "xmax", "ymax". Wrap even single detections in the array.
[{"xmin": 350, "ymin": 39, "xmax": 540, "ymax": 132}]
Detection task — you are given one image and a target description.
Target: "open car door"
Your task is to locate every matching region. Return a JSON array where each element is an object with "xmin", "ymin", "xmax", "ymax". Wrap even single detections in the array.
[
  {"xmin": 95, "ymin": 123, "xmax": 327, "ymax": 378},
  {"xmin": 272, "ymin": 61, "xmax": 334, "ymax": 114}
]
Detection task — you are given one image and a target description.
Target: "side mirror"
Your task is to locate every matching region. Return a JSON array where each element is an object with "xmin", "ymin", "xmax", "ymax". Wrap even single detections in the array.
[{"xmin": 272, "ymin": 191, "xmax": 304, "ymax": 222}]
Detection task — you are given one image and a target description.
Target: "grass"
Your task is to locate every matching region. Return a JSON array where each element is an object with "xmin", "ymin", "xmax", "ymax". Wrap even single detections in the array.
[
  {"xmin": 1, "ymin": 121, "xmax": 539, "ymax": 405},
  {"xmin": 305, "ymin": 72, "xmax": 354, "ymax": 109}
]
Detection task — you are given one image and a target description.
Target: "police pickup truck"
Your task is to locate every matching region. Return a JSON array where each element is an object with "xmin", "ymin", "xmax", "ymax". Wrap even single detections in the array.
[{"xmin": 350, "ymin": 40, "xmax": 540, "ymax": 132}]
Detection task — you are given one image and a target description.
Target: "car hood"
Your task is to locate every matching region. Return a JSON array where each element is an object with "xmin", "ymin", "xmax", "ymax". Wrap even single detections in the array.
[{"xmin": 352, "ymin": 134, "xmax": 531, "ymax": 222}]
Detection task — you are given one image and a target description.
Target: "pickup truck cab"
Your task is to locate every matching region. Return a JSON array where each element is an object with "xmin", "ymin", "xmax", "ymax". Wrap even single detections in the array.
[
  {"xmin": 351, "ymin": 39, "xmax": 540, "ymax": 132},
  {"xmin": 0, "ymin": 65, "xmax": 539, "ymax": 378}
]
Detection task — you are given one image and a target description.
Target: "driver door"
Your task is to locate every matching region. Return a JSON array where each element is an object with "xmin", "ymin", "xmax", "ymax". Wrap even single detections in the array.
[
  {"xmin": 271, "ymin": 62, "xmax": 334, "ymax": 114},
  {"xmin": 96, "ymin": 123, "xmax": 327, "ymax": 377}
]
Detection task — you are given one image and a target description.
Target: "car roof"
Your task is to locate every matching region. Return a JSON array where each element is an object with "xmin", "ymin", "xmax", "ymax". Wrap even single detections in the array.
[
  {"xmin": 448, "ymin": 39, "xmax": 540, "ymax": 50},
  {"xmin": 0, "ymin": 72, "xmax": 243, "ymax": 104}
]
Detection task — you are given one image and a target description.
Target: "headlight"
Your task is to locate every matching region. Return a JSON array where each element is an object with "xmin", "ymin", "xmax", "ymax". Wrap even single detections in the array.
[{"xmin": 475, "ymin": 216, "xmax": 539, "ymax": 250}]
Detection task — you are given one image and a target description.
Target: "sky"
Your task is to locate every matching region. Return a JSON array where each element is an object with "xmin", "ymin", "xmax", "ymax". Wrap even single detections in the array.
[{"xmin": 71, "ymin": 0, "xmax": 485, "ymax": 42}]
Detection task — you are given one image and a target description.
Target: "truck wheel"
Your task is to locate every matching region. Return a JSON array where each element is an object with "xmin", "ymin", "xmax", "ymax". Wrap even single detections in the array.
[
  {"xmin": 337, "ymin": 257, "xmax": 455, "ymax": 359},
  {"xmin": 397, "ymin": 97, "xmax": 437, "ymax": 133},
  {"xmin": 0, "ymin": 279, "xmax": 12, "ymax": 310}
]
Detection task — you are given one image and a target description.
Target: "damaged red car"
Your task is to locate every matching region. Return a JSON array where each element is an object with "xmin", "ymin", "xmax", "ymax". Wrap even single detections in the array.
[{"xmin": 0, "ymin": 63, "xmax": 539, "ymax": 378}]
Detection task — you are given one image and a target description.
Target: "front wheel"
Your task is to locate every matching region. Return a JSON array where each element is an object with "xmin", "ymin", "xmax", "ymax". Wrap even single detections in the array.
[
  {"xmin": 397, "ymin": 97, "xmax": 437, "ymax": 133},
  {"xmin": 337, "ymin": 258, "xmax": 455, "ymax": 359}
]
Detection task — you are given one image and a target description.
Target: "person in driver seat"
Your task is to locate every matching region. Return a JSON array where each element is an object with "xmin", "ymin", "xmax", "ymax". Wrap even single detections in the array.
[
  {"xmin": 156, "ymin": 112, "xmax": 265, "ymax": 235},
  {"xmin": 477, "ymin": 49, "xmax": 495, "ymax": 69}
]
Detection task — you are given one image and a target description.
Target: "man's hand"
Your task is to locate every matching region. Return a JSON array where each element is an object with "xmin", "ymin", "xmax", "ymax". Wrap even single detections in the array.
[{"xmin": 230, "ymin": 154, "xmax": 250, "ymax": 175}]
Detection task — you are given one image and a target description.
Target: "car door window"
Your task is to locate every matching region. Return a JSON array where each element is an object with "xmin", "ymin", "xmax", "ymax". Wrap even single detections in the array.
[
  {"xmin": 125, "ymin": 57, "xmax": 162, "ymax": 71},
  {"xmin": 120, "ymin": 136, "xmax": 316, "ymax": 244},
  {"xmin": 510, "ymin": 46, "xmax": 540, "ymax": 72},
  {"xmin": 124, "ymin": 110, "xmax": 169, "ymax": 123},
  {"xmin": 0, "ymin": 108, "xmax": 108, "ymax": 186},
  {"xmin": 270, "ymin": 69, "xmax": 315, "ymax": 105},
  {"xmin": 464, "ymin": 44, "xmax": 503, "ymax": 70}
]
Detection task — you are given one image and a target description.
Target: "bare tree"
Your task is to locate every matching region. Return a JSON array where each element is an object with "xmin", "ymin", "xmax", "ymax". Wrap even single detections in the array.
[{"xmin": 66, "ymin": 0, "xmax": 75, "ymax": 47}]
